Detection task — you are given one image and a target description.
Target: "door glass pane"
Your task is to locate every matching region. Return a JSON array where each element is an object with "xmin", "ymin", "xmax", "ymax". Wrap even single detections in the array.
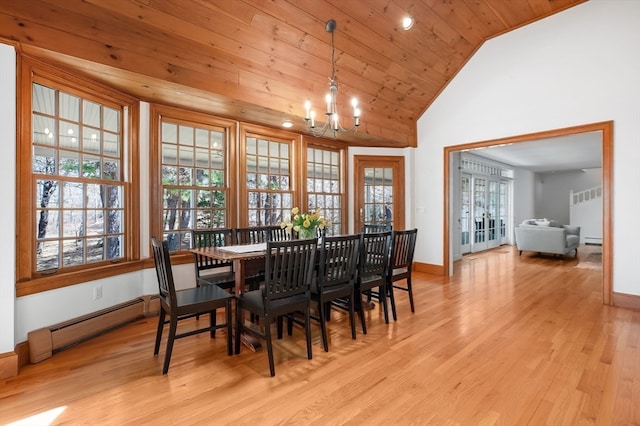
[
  {"xmin": 461, "ymin": 175, "xmax": 470, "ymax": 245},
  {"xmin": 488, "ymin": 181, "xmax": 499, "ymax": 241},
  {"xmin": 363, "ymin": 166, "xmax": 393, "ymax": 228},
  {"xmin": 474, "ymin": 178, "xmax": 486, "ymax": 243}
]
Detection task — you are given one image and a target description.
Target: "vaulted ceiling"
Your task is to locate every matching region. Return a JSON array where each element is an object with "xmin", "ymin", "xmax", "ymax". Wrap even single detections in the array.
[{"xmin": 0, "ymin": 0, "xmax": 585, "ymax": 147}]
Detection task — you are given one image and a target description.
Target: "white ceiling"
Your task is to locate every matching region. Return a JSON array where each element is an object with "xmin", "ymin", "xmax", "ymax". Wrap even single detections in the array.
[{"xmin": 466, "ymin": 131, "xmax": 602, "ymax": 173}]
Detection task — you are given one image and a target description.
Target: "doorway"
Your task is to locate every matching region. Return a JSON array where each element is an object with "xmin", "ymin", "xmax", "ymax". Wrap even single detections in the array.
[{"xmin": 444, "ymin": 121, "xmax": 613, "ymax": 304}]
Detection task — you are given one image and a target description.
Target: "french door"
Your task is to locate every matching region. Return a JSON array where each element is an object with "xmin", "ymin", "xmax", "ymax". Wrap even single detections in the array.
[
  {"xmin": 462, "ymin": 174, "xmax": 509, "ymax": 253},
  {"xmin": 354, "ymin": 156, "xmax": 404, "ymax": 232}
]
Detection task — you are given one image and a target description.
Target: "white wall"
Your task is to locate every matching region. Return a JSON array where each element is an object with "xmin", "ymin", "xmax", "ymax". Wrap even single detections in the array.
[
  {"xmin": 513, "ymin": 168, "xmax": 536, "ymax": 228},
  {"xmin": 535, "ymin": 168, "xmax": 602, "ymax": 224},
  {"xmin": 415, "ymin": 0, "xmax": 640, "ymax": 295},
  {"xmin": 0, "ymin": 44, "xmax": 16, "ymax": 354}
]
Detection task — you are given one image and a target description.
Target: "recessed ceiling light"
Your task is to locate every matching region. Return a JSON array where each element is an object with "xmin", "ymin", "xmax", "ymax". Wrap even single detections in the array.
[
  {"xmin": 281, "ymin": 120, "xmax": 294, "ymax": 128},
  {"xmin": 402, "ymin": 16, "xmax": 414, "ymax": 31}
]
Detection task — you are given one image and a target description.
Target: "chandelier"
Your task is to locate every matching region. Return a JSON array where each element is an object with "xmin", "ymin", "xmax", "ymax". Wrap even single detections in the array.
[{"xmin": 304, "ymin": 19, "xmax": 361, "ymax": 138}]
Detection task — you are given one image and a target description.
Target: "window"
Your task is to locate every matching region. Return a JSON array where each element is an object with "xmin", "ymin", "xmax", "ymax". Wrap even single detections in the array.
[
  {"xmin": 306, "ymin": 145, "xmax": 344, "ymax": 235},
  {"xmin": 154, "ymin": 108, "xmax": 234, "ymax": 252},
  {"xmin": 150, "ymin": 105, "xmax": 236, "ymax": 252},
  {"xmin": 32, "ymin": 83, "xmax": 125, "ymax": 271},
  {"xmin": 242, "ymin": 128, "xmax": 294, "ymax": 226},
  {"xmin": 17, "ymin": 58, "xmax": 139, "ymax": 291}
]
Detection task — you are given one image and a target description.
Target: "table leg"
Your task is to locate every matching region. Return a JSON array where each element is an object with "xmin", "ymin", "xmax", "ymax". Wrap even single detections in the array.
[{"xmin": 233, "ymin": 259, "xmax": 262, "ymax": 352}]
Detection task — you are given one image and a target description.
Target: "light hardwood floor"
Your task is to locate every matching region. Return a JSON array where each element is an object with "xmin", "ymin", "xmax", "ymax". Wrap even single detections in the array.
[{"xmin": 1, "ymin": 245, "xmax": 638, "ymax": 425}]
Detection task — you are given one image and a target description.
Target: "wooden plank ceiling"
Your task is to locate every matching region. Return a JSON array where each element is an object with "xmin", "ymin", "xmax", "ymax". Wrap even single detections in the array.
[{"xmin": 0, "ymin": 0, "xmax": 585, "ymax": 147}]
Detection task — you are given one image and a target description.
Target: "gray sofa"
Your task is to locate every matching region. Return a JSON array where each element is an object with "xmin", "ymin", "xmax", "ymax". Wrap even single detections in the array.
[{"xmin": 515, "ymin": 219, "xmax": 581, "ymax": 257}]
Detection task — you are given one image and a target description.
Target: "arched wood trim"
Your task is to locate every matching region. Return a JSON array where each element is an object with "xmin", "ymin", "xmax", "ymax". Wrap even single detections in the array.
[{"xmin": 443, "ymin": 121, "xmax": 613, "ymax": 305}]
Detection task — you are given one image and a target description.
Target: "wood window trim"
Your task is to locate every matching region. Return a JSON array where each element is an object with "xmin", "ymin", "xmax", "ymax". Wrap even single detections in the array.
[{"xmin": 16, "ymin": 55, "xmax": 140, "ymax": 295}]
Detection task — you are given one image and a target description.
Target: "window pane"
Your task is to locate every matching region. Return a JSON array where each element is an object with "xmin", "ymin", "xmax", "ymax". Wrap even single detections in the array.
[
  {"xmin": 83, "ymin": 100, "xmax": 101, "ymax": 127},
  {"xmin": 33, "ymin": 83, "xmax": 55, "ymax": 115},
  {"xmin": 60, "ymin": 92, "xmax": 80, "ymax": 122}
]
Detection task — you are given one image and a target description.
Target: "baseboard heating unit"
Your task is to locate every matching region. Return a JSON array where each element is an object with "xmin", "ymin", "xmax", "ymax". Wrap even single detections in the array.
[{"xmin": 27, "ymin": 296, "xmax": 159, "ymax": 364}]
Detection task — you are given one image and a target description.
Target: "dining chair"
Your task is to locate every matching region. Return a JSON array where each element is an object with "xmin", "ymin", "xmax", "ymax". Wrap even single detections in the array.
[
  {"xmin": 191, "ymin": 228, "xmax": 235, "ymax": 291},
  {"xmin": 387, "ymin": 229, "xmax": 418, "ymax": 318},
  {"xmin": 234, "ymin": 238, "xmax": 317, "ymax": 377},
  {"xmin": 151, "ymin": 237, "xmax": 233, "ymax": 374},
  {"xmin": 311, "ymin": 234, "xmax": 361, "ymax": 352},
  {"xmin": 355, "ymin": 231, "xmax": 393, "ymax": 334},
  {"xmin": 266, "ymin": 225, "xmax": 291, "ymax": 242},
  {"xmin": 234, "ymin": 226, "xmax": 270, "ymax": 244}
]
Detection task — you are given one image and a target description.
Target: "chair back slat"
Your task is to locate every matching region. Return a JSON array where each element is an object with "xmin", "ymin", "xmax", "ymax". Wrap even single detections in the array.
[
  {"xmin": 318, "ymin": 234, "xmax": 360, "ymax": 289},
  {"xmin": 264, "ymin": 239, "xmax": 316, "ymax": 302},
  {"xmin": 360, "ymin": 231, "xmax": 392, "ymax": 279},
  {"xmin": 151, "ymin": 237, "xmax": 177, "ymax": 307}
]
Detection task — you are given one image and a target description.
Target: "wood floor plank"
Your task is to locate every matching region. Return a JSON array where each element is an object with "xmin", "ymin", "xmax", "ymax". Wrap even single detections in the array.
[{"xmin": 1, "ymin": 245, "xmax": 638, "ymax": 425}]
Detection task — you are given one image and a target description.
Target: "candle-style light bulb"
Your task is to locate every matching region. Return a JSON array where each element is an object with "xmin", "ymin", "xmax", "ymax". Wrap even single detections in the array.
[
  {"xmin": 304, "ymin": 100, "xmax": 311, "ymax": 120},
  {"xmin": 333, "ymin": 113, "xmax": 339, "ymax": 130},
  {"xmin": 325, "ymin": 93, "xmax": 332, "ymax": 114},
  {"xmin": 310, "ymin": 110, "xmax": 316, "ymax": 128}
]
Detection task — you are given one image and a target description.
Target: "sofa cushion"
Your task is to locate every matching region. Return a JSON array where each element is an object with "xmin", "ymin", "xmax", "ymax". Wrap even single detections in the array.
[{"xmin": 534, "ymin": 219, "xmax": 550, "ymax": 226}]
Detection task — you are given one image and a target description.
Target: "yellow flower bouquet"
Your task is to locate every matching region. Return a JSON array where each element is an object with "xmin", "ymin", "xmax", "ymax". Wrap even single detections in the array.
[{"xmin": 280, "ymin": 207, "xmax": 328, "ymax": 239}]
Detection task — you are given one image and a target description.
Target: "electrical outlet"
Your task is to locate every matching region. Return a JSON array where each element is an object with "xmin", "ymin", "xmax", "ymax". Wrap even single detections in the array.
[{"xmin": 93, "ymin": 285, "xmax": 103, "ymax": 300}]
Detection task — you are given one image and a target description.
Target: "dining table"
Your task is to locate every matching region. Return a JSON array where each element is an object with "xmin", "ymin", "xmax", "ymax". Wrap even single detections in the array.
[{"xmin": 189, "ymin": 242, "xmax": 269, "ymax": 351}]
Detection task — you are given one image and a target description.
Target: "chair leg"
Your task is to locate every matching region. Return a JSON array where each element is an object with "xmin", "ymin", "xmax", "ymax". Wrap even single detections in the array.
[
  {"xmin": 304, "ymin": 306, "xmax": 313, "ymax": 360},
  {"xmin": 277, "ymin": 316, "xmax": 284, "ymax": 339},
  {"xmin": 210, "ymin": 309, "xmax": 217, "ymax": 338},
  {"xmin": 234, "ymin": 303, "xmax": 243, "ymax": 355},
  {"xmin": 154, "ymin": 309, "xmax": 166, "ymax": 356},
  {"xmin": 356, "ymin": 294, "xmax": 367, "ymax": 334},
  {"xmin": 380, "ymin": 285, "xmax": 389, "ymax": 324},
  {"xmin": 387, "ymin": 282, "xmax": 397, "ymax": 322},
  {"xmin": 265, "ymin": 316, "xmax": 276, "ymax": 377},
  {"xmin": 406, "ymin": 277, "xmax": 415, "ymax": 313},
  {"xmin": 348, "ymin": 292, "xmax": 356, "ymax": 340},
  {"xmin": 162, "ymin": 315, "xmax": 178, "ymax": 374},
  {"xmin": 318, "ymin": 299, "xmax": 329, "ymax": 352},
  {"xmin": 226, "ymin": 300, "xmax": 233, "ymax": 356}
]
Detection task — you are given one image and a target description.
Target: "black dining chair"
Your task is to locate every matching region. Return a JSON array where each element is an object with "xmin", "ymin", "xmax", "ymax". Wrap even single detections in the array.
[
  {"xmin": 151, "ymin": 237, "xmax": 233, "ymax": 374},
  {"xmin": 191, "ymin": 228, "xmax": 236, "ymax": 291},
  {"xmin": 266, "ymin": 225, "xmax": 291, "ymax": 242},
  {"xmin": 234, "ymin": 226, "xmax": 270, "ymax": 244},
  {"xmin": 387, "ymin": 229, "xmax": 418, "ymax": 318},
  {"xmin": 234, "ymin": 238, "xmax": 317, "ymax": 377},
  {"xmin": 311, "ymin": 234, "xmax": 361, "ymax": 352},
  {"xmin": 355, "ymin": 231, "xmax": 393, "ymax": 334},
  {"xmin": 233, "ymin": 226, "xmax": 272, "ymax": 292}
]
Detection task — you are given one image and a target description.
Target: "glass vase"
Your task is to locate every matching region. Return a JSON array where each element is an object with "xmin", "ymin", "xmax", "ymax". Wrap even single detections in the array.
[{"xmin": 298, "ymin": 226, "xmax": 316, "ymax": 239}]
